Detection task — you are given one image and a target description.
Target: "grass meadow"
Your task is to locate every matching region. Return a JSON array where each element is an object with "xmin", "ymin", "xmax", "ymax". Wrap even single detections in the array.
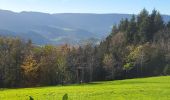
[{"xmin": 0, "ymin": 76, "xmax": 170, "ymax": 100}]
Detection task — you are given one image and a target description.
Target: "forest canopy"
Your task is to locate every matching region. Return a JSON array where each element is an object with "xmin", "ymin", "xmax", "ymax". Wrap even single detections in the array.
[{"xmin": 1, "ymin": 9, "xmax": 170, "ymax": 87}]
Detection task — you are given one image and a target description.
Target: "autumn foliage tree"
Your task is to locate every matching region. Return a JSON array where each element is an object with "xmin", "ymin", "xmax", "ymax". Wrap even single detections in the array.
[{"xmin": 21, "ymin": 54, "xmax": 39, "ymax": 86}]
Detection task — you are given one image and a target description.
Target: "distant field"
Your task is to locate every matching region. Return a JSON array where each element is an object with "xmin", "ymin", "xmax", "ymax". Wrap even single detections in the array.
[{"xmin": 0, "ymin": 76, "xmax": 170, "ymax": 100}]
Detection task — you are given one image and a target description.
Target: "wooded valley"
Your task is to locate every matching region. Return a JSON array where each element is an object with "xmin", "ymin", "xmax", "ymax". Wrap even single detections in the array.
[{"xmin": 1, "ymin": 9, "xmax": 170, "ymax": 88}]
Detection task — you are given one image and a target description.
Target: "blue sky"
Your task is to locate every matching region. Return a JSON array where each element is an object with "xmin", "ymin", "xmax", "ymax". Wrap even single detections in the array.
[{"xmin": 0, "ymin": 0, "xmax": 169, "ymax": 15}]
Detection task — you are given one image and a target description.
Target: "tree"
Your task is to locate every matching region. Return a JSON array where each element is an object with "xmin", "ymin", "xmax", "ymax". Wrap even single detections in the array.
[
  {"xmin": 154, "ymin": 12, "xmax": 164, "ymax": 31},
  {"xmin": 124, "ymin": 45, "xmax": 143, "ymax": 77},
  {"xmin": 149, "ymin": 9, "xmax": 164, "ymax": 40},
  {"xmin": 137, "ymin": 9, "xmax": 149, "ymax": 25},
  {"xmin": 119, "ymin": 18, "xmax": 129, "ymax": 32},
  {"xmin": 126, "ymin": 15, "xmax": 138, "ymax": 43},
  {"xmin": 137, "ymin": 9, "xmax": 150, "ymax": 42},
  {"xmin": 56, "ymin": 45, "xmax": 72, "ymax": 84},
  {"xmin": 111, "ymin": 25, "xmax": 119, "ymax": 36},
  {"xmin": 21, "ymin": 53, "xmax": 39, "ymax": 86},
  {"xmin": 103, "ymin": 53, "xmax": 116, "ymax": 80},
  {"xmin": 37, "ymin": 45, "xmax": 59, "ymax": 85},
  {"xmin": 0, "ymin": 38, "xmax": 26, "ymax": 87}
]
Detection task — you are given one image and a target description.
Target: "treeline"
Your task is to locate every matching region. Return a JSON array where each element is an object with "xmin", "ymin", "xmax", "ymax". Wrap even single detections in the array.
[
  {"xmin": 1, "ymin": 9, "xmax": 170, "ymax": 88},
  {"xmin": 100, "ymin": 9, "xmax": 170, "ymax": 79}
]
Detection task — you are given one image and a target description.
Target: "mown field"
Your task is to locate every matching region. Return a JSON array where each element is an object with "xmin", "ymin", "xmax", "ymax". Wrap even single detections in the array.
[{"xmin": 0, "ymin": 76, "xmax": 170, "ymax": 100}]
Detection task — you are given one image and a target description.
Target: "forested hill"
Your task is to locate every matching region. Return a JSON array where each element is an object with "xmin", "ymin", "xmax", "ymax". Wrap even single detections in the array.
[
  {"xmin": 1, "ymin": 9, "xmax": 170, "ymax": 88},
  {"xmin": 0, "ymin": 9, "xmax": 170, "ymax": 45},
  {"xmin": 99, "ymin": 9, "xmax": 170, "ymax": 79}
]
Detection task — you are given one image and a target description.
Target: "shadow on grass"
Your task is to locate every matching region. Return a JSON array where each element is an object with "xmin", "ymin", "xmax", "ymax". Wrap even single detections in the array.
[
  {"xmin": 86, "ymin": 82, "xmax": 104, "ymax": 85},
  {"xmin": 28, "ymin": 94, "xmax": 69, "ymax": 100}
]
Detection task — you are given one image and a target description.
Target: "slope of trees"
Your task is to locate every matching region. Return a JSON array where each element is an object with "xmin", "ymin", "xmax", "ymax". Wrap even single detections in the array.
[{"xmin": 1, "ymin": 9, "xmax": 170, "ymax": 88}]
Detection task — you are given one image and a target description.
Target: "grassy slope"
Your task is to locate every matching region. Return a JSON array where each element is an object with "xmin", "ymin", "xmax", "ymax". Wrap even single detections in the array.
[{"xmin": 0, "ymin": 76, "xmax": 170, "ymax": 100}]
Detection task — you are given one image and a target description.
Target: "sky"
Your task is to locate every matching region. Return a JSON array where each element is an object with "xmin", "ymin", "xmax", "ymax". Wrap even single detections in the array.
[{"xmin": 0, "ymin": 0, "xmax": 169, "ymax": 15}]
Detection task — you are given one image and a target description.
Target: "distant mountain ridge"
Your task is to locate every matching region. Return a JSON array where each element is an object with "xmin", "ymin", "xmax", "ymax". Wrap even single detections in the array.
[{"xmin": 0, "ymin": 9, "xmax": 170, "ymax": 45}]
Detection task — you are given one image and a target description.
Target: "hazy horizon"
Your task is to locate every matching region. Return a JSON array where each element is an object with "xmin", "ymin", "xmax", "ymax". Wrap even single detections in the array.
[
  {"xmin": 1, "ymin": 8, "xmax": 170, "ymax": 16},
  {"xmin": 0, "ymin": 0, "xmax": 169, "ymax": 15}
]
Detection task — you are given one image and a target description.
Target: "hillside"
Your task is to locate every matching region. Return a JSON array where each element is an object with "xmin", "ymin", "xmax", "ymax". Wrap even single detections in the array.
[
  {"xmin": 1, "ymin": 9, "xmax": 170, "ymax": 88},
  {"xmin": 0, "ymin": 9, "xmax": 170, "ymax": 45},
  {"xmin": 0, "ymin": 76, "xmax": 169, "ymax": 100}
]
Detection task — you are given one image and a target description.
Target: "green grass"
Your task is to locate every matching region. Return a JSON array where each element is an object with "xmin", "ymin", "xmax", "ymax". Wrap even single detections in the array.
[{"xmin": 0, "ymin": 76, "xmax": 170, "ymax": 100}]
